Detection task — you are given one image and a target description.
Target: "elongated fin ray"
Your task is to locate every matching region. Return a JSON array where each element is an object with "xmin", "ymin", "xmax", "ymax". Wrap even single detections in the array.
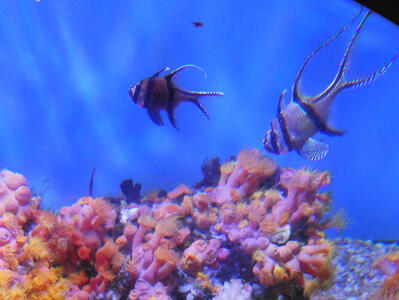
[
  {"xmin": 293, "ymin": 8, "xmax": 364, "ymax": 103},
  {"xmin": 165, "ymin": 64, "xmax": 207, "ymax": 80},
  {"xmin": 150, "ymin": 67, "xmax": 170, "ymax": 79},
  {"xmin": 147, "ymin": 109, "xmax": 164, "ymax": 126},
  {"xmin": 342, "ymin": 55, "xmax": 396, "ymax": 89},
  {"xmin": 297, "ymin": 138, "xmax": 329, "ymax": 160}
]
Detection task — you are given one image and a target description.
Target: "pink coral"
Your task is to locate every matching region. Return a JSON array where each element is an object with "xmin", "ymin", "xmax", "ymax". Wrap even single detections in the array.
[{"xmin": 213, "ymin": 149, "xmax": 278, "ymax": 205}]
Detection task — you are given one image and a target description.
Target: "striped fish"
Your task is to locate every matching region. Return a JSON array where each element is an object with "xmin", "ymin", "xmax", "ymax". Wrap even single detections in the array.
[
  {"xmin": 263, "ymin": 11, "xmax": 395, "ymax": 160},
  {"xmin": 129, "ymin": 65, "xmax": 223, "ymax": 129}
]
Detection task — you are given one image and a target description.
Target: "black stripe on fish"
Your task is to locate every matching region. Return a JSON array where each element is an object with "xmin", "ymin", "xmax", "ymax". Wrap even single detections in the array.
[
  {"xmin": 144, "ymin": 78, "xmax": 154, "ymax": 108},
  {"xmin": 277, "ymin": 112, "xmax": 293, "ymax": 151},
  {"xmin": 294, "ymin": 100, "xmax": 346, "ymax": 136},
  {"xmin": 270, "ymin": 126, "xmax": 280, "ymax": 154},
  {"xmin": 165, "ymin": 77, "xmax": 178, "ymax": 128},
  {"xmin": 133, "ymin": 80, "xmax": 142, "ymax": 102}
]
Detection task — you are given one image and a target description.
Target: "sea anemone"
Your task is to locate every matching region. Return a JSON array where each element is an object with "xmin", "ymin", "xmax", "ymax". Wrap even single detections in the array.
[{"xmin": 21, "ymin": 236, "xmax": 50, "ymax": 262}]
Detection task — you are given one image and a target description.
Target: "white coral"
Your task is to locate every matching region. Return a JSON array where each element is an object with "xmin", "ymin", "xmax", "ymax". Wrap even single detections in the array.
[{"xmin": 213, "ymin": 279, "xmax": 252, "ymax": 300}]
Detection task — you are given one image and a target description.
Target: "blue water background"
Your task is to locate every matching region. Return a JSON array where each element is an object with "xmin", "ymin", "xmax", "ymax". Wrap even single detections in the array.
[{"xmin": 0, "ymin": 0, "xmax": 398, "ymax": 240}]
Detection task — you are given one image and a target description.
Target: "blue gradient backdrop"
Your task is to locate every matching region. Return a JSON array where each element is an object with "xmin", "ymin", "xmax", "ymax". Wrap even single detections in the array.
[{"xmin": 0, "ymin": 0, "xmax": 398, "ymax": 239}]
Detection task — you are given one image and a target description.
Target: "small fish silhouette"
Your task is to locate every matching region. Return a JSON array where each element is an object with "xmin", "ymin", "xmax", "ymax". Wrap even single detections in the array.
[
  {"xmin": 263, "ymin": 11, "xmax": 395, "ymax": 160},
  {"xmin": 192, "ymin": 22, "xmax": 204, "ymax": 27},
  {"xmin": 129, "ymin": 65, "xmax": 223, "ymax": 129}
]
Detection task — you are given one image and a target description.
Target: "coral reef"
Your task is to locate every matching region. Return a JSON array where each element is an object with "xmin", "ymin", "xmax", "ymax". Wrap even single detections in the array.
[{"xmin": 0, "ymin": 148, "xmax": 339, "ymax": 299}]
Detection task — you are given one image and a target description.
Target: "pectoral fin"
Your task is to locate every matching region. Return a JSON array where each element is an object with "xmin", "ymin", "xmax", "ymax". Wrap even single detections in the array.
[
  {"xmin": 297, "ymin": 137, "xmax": 329, "ymax": 161},
  {"xmin": 147, "ymin": 109, "xmax": 164, "ymax": 126}
]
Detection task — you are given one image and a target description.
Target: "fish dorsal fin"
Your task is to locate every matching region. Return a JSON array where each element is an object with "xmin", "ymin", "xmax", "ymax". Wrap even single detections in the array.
[
  {"xmin": 150, "ymin": 67, "xmax": 170, "ymax": 79},
  {"xmin": 278, "ymin": 89, "xmax": 287, "ymax": 114},
  {"xmin": 296, "ymin": 100, "xmax": 346, "ymax": 136},
  {"xmin": 293, "ymin": 8, "xmax": 363, "ymax": 104},
  {"xmin": 165, "ymin": 65, "xmax": 207, "ymax": 80},
  {"xmin": 147, "ymin": 109, "xmax": 164, "ymax": 126},
  {"xmin": 297, "ymin": 137, "xmax": 329, "ymax": 160}
]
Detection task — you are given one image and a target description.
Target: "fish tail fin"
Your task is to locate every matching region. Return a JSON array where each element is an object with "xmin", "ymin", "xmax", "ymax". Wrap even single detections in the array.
[
  {"xmin": 190, "ymin": 98, "xmax": 211, "ymax": 120},
  {"xmin": 341, "ymin": 55, "xmax": 396, "ymax": 89},
  {"xmin": 178, "ymin": 89, "xmax": 224, "ymax": 97},
  {"xmin": 176, "ymin": 88, "xmax": 222, "ymax": 120},
  {"xmin": 165, "ymin": 64, "xmax": 207, "ymax": 80},
  {"xmin": 178, "ymin": 93, "xmax": 211, "ymax": 120},
  {"xmin": 293, "ymin": 7, "xmax": 363, "ymax": 103}
]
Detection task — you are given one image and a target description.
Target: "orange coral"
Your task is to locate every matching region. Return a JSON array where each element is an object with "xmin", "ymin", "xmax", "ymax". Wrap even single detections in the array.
[
  {"xmin": 96, "ymin": 239, "xmax": 119, "ymax": 270},
  {"xmin": 167, "ymin": 184, "xmax": 192, "ymax": 199},
  {"xmin": 373, "ymin": 251, "xmax": 399, "ymax": 299},
  {"xmin": 0, "ymin": 269, "xmax": 13, "ymax": 288},
  {"xmin": 78, "ymin": 246, "xmax": 92, "ymax": 260},
  {"xmin": 181, "ymin": 195, "xmax": 194, "ymax": 216},
  {"xmin": 124, "ymin": 224, "xmax": 137, "ymax": 240},
  {"xmin": 149, "ymin": 216, "xmax": 180, "ymax": 249},
  {"xmin": 248, "ymin": 199, "xmax": 266, "ymax": 224},
  {"xmin": 116, "ymin": 235, "xmax": 128, "ymax": 248},
  {"xmin": 111, "ymin": 251, "xmax": 126, "ymax": 272},
  {"xmin": 92, "ymin": 197, "xmax": 117, "ymax": 229},
  {"xmin": 25, "ymin": 266, "xmax": 70, "ymax": 299},
  {"xmin": 20, "ymin": 236, "xmax": 50, "ymax": 263},
  {"xmin": 237, "ymin": 148, "xmax": 277, "ymax": 177},
  {"xmin": 38, "ymin": 211, "xmax": 58, "ymax": 232},
  {"xmin": 68, "ymin": 270, "xmax": 89, "ymax": 287},
  {"xmin": 2, "ymin": 212, "xmax": 20, "ymax": 231},
  {"xmin": 0, "ymin": 283, "xmax": 28, "ymax": 300}
]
